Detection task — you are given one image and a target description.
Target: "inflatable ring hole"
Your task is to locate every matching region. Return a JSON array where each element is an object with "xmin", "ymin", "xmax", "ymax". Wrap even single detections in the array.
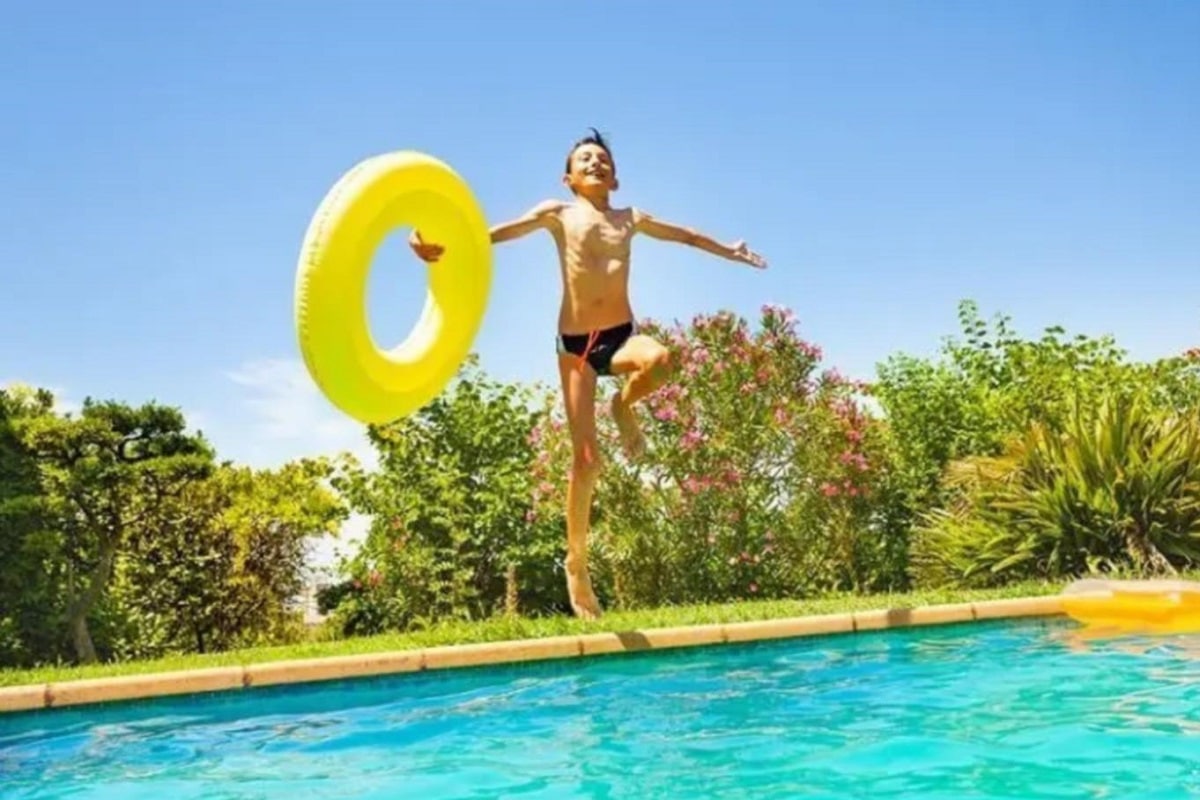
[{"xmin": 365, "ymin": 226, "xmax": 432, "ymax": 356}]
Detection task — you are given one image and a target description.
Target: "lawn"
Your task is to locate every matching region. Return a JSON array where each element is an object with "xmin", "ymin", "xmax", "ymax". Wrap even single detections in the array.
[{"xmin": 0, "ymin": 581, "xmax": 1064, "ymax": 688}]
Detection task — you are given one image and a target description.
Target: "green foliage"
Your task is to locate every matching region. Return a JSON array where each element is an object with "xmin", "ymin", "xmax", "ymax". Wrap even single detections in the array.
[
  {"xmin": 912, "ymin": 394, "xmax": 1200, "ymax": 587},
  {"xmin": 112, "ymin": 459, "xmax": 346, "ymax": 657},
  {"xmin": 531, "ymin": 306, "xmax": 903, "ymax": 609},
  {"xmin": 7, "ymin": 299, "xmax": 1199, "ymax": 665},
  {"xmin": 329, "ymin": 358, "xmax": 565, "ymax": 635},
  {"xmin": 875, "ymin": 301, "xmax": 1135, "ymax": 504},
  {"xmin": 873, "ymin": 301, "xmax": 1200, "ymax": 582},
  {"xmin": 13, "ymin": 398, "xmax": 215, "ymax": 663},
  {"xmin": 0, "ymin": 387, "xmax": 65, "ymax": 667},
  {"xmin": 0, "ymin": 387, "xmax": 342, "ymax": 668}
]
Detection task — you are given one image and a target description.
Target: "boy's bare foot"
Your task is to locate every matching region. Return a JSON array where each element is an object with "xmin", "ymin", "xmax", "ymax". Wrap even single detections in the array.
[
  {"xmin": 566, "ymin": 563, "xmax": 603, "ymax": 620},
  {"xmin": 610, "ymin": 392, "xmax": 646, "ymax": 460}
]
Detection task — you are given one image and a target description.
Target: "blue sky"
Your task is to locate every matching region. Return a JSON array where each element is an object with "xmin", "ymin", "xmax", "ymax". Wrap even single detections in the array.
[{"xmin": 3, "ymin": 0, "xmax": 1198, "ymax": 478}]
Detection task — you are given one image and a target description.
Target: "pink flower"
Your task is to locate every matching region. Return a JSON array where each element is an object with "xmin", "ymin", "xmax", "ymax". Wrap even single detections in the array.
[
  {"xmin": 838, "ymin": 451, "xmax": 868, "ymax": 471},
  {"xmin": 655, "ymin": 405, "xmax": 680, "ymax": 422},
  {"xmin": 821, "ymin": 482, "xmax": 839, "ymax": 497},
  {"xmin": 749, "ymin": 582, "xmax": 759, "ymax": 593},
  {"xmin": 681, "ymin": 428, "xmax": 705, "ymax": 450},
  {"xmin": 740, "ymin": 382, "xmax": 756, "ymax": 395},
  {"xmin": 773, "ymin": 407, "xmax": 789, "ymax": 426}
]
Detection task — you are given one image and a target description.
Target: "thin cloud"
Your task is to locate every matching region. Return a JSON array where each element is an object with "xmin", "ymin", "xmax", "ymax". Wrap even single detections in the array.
[{"xmin": 224, "ymin": 357, "xmax": 377, "ymax": 470}]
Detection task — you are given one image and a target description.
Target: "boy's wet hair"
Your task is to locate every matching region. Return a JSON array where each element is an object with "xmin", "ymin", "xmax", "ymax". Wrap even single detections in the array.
[{"xmin": 564, "ymin": 127, "xmax": 613, "ymax": 174}]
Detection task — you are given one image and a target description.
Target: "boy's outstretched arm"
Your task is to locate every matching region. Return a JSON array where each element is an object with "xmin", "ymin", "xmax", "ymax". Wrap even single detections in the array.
[
  {"xmin": 633, "ymin": 209, "xmax": 767, "ymax": 269},
  {"xmin": 409, "ymin": 200, "xmax": 564, "ymax": 263},
  {"xmin": 490, "ymin": 199, "xmax": 565, "ymax": 243}
]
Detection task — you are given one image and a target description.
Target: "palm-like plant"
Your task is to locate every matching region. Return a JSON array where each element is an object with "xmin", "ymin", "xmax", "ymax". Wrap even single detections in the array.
[{"xmin": 911, "ymin": 392, "xmax": 1200, "ymax": 587}]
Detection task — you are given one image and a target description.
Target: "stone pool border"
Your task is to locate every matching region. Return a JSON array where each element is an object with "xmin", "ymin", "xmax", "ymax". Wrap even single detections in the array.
[{"xmin": 0, "ymin": 595, "xmax": 1065, "ymax": 715}]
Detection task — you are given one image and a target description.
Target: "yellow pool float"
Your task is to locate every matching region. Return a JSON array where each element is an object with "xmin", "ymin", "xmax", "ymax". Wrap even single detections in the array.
[
  {"xmin": 294, "ymin": 151, "xmax": 491, "ymax": 424},
  {"xmin": 1062, "ymin": 578, "xmax": 1200, "ymax": 634}
]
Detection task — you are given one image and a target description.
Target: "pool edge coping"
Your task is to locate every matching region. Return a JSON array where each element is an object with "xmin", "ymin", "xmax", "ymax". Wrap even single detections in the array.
[{"xmin": 0, "ymin": 595, "xmax": 1065, "ymax": 714}]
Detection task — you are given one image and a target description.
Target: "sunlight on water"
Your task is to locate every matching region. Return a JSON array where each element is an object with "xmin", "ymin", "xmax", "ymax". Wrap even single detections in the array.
[{"xmin": 4, "ymin": 619, "xmax": 1200, "ymax": 798}]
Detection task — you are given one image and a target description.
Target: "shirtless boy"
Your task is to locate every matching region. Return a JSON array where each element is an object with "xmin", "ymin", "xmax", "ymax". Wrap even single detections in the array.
[{"xmin": 409, "ymin": 129, "xmax": 766, "ymax": 619}]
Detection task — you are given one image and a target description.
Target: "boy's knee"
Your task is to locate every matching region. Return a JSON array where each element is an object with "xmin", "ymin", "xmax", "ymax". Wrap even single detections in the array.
[
  {"xmin": 650, "ymin": 347, "xmax": 672, "ymax": 378},
  {"xmin": 572, "ymin": 440, "xmax": 602, "ymax": 477}
]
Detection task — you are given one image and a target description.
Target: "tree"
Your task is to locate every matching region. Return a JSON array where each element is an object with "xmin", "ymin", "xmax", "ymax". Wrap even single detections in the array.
[
  {"xmin": 330, "ymin": 357, "xmax": 565, "ymax": 634},
  {"xmin": 117, "ymin": 458, "xmax": 346, "ymax": 654},
  {"xmin": 0, "ymin": 386, "xmax": 64, "ymax": 666},
  {"xmin": 14, "ymin": 398, "xmax": 213, "ymax": 663}
]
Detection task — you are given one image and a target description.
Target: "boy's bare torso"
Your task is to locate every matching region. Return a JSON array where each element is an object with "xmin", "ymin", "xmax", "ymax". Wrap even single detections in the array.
[{"xmin": 547, "ymin": 201, "xmax": 638, "ymax": 336}]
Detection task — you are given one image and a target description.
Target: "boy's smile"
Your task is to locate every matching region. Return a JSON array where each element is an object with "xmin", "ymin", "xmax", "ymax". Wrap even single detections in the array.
[{"xmin": 568, "ymin": 143, "xmax": 616, "ymax": 191}]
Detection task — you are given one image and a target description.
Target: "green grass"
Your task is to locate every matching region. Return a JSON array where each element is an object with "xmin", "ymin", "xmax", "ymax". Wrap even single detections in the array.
[{"xmin": 0, "ymin": 581, "xmax": 1067, "ymax": 689}]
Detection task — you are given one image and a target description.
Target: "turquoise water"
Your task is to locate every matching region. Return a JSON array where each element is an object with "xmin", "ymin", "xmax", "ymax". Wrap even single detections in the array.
[{"xmin": 3, "ymin": 618, "xmax": 1200, "ymax": 798}]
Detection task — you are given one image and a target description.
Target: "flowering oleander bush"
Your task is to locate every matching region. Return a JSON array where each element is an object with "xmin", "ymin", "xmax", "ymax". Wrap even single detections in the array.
[{"xmin": 529, "ymin": 305, "xmax": 902, "ymax": 608}]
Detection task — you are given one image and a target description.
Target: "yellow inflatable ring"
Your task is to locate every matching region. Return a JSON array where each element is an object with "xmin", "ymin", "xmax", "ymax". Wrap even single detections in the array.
[
  {"xmin": 294, "ymin": 151, "xmax": 492, "ymax": 424},
  {"xmin": 1062, "ymin": 578, "xmax": 1200, "ymax": 635}
]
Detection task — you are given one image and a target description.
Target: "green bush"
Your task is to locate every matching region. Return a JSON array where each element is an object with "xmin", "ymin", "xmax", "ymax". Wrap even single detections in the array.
[
  {"xmin": 874, "ymin": 301, "xmax": 1200, "ymax": 585},
  {"xmin": 912, "ymin": 393, "xmax": 1200, "ymax": 587},
  {"xmin": 0, "ymin": 386, "xmax": 341, "ymax": 667},
  {"xmin": 530, "ymin": 306, "xmax": 903, "ymax": 609},
  {"xmin": 330, "ymin": 358, "xmax": 568, "ymax": 635}
]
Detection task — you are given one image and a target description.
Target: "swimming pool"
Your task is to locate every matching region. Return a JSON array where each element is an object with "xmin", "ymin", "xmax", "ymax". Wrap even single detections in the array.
[{"xmin": 2, "ymin": 617, "xmax": 1198, "ymax": 798}]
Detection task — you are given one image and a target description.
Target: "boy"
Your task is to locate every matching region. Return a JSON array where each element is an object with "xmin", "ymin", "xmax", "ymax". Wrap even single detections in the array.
[{"xmin": 409, "ymin": 129, "xmax": 766, "ymax": 619}]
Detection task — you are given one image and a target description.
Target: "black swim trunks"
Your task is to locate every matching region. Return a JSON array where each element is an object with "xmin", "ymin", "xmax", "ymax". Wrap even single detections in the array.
[{"xmin": 556, "ymin": 321, "xmax": 635, "ymax": 376}]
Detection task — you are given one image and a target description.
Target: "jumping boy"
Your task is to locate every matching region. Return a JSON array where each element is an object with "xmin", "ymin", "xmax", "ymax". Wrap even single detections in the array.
[{"xmin": 409, "ymin": 129, "xmax": 766, "ymax": 619}]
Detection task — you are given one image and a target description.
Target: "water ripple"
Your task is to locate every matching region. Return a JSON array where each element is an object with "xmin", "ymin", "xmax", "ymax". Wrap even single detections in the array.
[{"xmin": 5, "ymin": 619, "xmax": 1200, "ymax": 798}]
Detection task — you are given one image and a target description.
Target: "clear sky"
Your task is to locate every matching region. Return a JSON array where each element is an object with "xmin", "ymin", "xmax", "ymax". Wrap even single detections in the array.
[{"xmin": 4, "ymin": 0, "xmax": 1198, "ymax": 479}]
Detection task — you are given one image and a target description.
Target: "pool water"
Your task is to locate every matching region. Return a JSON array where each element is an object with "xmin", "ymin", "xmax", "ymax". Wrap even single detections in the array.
[{"xmin": 3, "ymin": 618, "xmax": 1200, "ymax": 798}]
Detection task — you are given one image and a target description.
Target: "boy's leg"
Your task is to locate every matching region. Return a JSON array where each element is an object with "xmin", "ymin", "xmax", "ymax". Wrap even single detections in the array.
[
  {"xmin": 557, "ymin": 353, "xmax": 604, "ymax": 620},
  {"xmin": 608, "ymin": 334, "xmax": 673, "ymax": 458}
]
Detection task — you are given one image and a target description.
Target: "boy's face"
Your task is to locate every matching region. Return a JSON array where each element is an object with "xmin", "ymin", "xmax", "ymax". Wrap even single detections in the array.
[{"xmin": 564, "ymin": 143, "xmax": 618, "ymax": 194}]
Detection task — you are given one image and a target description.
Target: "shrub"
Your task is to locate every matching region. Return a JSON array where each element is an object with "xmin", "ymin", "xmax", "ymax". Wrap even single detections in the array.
[
  {"xmin": 330, "ymin": 358, "xmax": 568, "ymax": 635},
  {"xmin": 530, "ymin": 306, "xmax": 902, "ymax": 608},
  {"xmin": 912, "ymin": 393, "xmax": 1200, "ymax": 587}
]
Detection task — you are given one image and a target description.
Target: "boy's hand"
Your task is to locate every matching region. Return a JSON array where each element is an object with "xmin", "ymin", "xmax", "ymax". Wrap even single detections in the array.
[
  {"xmin": 409, "ymin": 229, "xmax": 444, "ymax": 264},
  {"xmin": 730, "ymin": 240, "xmax": 767, "ymax": 269}
]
